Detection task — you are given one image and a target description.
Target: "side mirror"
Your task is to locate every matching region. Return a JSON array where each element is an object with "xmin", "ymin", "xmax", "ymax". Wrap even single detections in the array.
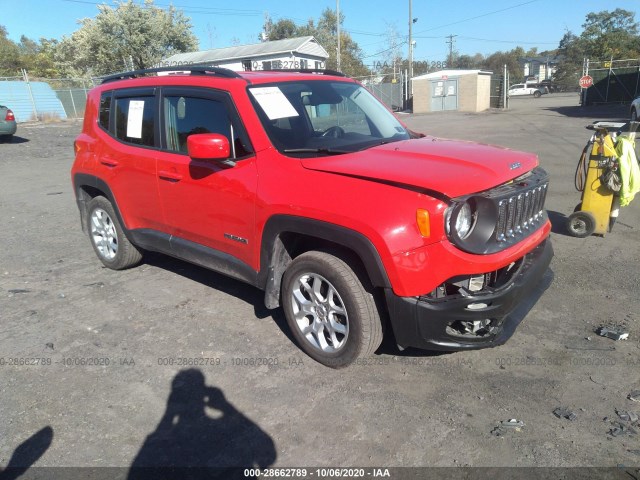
[{"xmin": 187, "ymin": 133, "xmax": 230, "ymax": 160}]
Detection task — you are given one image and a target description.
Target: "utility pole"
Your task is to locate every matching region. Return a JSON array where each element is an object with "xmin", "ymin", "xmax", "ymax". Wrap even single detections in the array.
[
  {"xmin": 408, "ymin": 0, "xmax": 413, "ymax": 84},
  {"xmin": 446, "ymin": 34, "xmax": 457, "ymax": 68},
  {"xmin": 336, "ymin": 0, "xmax": 341, "ymax": 72}
]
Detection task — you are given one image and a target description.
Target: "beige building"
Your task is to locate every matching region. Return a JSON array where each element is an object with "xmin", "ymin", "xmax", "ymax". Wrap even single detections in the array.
[{"xmin": 412, "ymin": 70, "xmax": 493, "ymax": 114}]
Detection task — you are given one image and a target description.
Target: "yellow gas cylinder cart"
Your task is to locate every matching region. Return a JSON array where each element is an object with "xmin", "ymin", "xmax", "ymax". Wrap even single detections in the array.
[{"xmin": 567, "ymin": 121, "xmax": 637, "ymax": 237}]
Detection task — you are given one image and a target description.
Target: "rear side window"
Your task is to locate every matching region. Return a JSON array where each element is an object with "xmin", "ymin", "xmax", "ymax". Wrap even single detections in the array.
[
  {"xmin": 99, "ymin": 92, "xmax": 111, "ymax": 130},
  {"xmin": 114, "ymin": 96, "xmax": 155, "ymax": 147}
]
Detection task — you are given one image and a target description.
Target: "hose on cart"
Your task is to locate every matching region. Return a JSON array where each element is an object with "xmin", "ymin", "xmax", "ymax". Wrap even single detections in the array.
[{"xmin": 574, "ymin": 141, "xmax": 593, "ymax": 192}]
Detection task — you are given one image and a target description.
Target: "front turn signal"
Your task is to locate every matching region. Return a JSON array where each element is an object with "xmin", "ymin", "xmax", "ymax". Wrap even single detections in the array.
[{"xmin": 416, "ymin": 209, "xmax": 430, "ymax": 237}]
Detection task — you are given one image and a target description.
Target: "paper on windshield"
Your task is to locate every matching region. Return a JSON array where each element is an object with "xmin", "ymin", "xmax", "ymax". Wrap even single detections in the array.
[
  {"xmin": 250, "ymin": 87, "xmax": 299, "ymax": 120},
  {"xmin": 126, "ymin": 100, "xmax": 145, "ymax": 139}
]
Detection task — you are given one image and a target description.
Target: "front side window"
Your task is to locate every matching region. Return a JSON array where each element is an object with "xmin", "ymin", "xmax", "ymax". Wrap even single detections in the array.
[
  {"xmin": 248, "ymin": 80, "xmax": 409, "ymax": 156},
  {"xmin": 114, "ymin": 96, "xmax": 155, "ymax": 147},
  {"xmin": 163, "ymin": 94, "xmax": 251, "ymax": 158}
]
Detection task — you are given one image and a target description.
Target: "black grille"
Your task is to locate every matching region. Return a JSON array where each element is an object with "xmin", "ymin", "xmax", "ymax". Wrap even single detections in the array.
[
  {"xmin": 446, "ymin": 167, "xmax": 550, "ymax": 255},
  {"xmin": 496, "ymin": 183, "xmax": 548, "ymax": 242}
]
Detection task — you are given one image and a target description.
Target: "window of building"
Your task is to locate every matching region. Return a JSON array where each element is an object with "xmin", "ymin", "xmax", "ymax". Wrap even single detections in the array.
[
  {"xmin": 263, "ymin": 61, "xmax": 272, "ymax": 71},
  {"xmin": 114, "ymin": 96, "xmax": 155, "ymax": 147},
  {"xmin": 300, "ymin": 59, "xmax": 308, "ymax": 69},
  {"xmin": 242, "ymin": 59, "xmax": 252, "ymax": 71}
]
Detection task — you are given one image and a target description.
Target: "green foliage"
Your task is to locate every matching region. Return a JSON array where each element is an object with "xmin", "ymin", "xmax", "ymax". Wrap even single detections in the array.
[
  {"xmin": 56, "ymin": 0, "xmax": 198, "ymax": 77},
  {"xmin": 262, "ymin": 9, "xmax": 370, "ymax": 77},
  {"xmin": 555, "ymin": 9, "xmax": 640, "ymax": 88}
]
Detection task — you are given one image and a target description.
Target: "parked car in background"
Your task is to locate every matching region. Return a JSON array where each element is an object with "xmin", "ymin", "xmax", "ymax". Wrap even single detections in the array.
[
  {"xmin": 0, "ymin": 105, "xmax": 17, "ymax": 142},
  {"xmin": 508, "ymin": 84, "xmax": 546, "ymax": 98},
  {"xmin": 631, "ymin": 96, "xmax": 640, "ymax": 121},
  {"xmin": 537, "ymin": 80, "xmax": 560, "ymax": 93}
]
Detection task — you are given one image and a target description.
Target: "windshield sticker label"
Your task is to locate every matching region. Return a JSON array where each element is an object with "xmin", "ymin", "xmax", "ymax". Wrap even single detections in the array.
[
  {"xmin": 250, "ymin": 87, "xmax": 299, "ymax": 120},
  {"xmin": 127, "ymin": 100, "xmax": 145, "ymax": 139}
]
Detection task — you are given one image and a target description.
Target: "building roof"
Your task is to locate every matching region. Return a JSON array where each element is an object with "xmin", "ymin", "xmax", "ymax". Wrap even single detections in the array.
[
  {"xmin": 412, "ymin": 69, "xmax": 493, "ymax": 80},
  {"xmin": 160, "ymin": 36, "xmax": 329, "ymax": 67}
]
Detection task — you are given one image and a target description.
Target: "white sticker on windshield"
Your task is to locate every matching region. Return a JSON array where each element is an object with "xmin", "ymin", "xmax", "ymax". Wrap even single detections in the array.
[
  {"xmin": 250, "ymin": 87, "xmax": 299, "ymax": 120},
  {"xmin": 127, "ymin": 100, "xmax": 145, "ymax": 139}
]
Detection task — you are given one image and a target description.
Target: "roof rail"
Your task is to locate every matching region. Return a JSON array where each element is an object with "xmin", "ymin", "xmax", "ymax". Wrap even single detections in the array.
[
  {"xmin": 259, "ymin": 69, "xmax": 347, "ymax": 77},
  {"xmin": 100, "ymin": 65, "xmax": 242, "ymax": 84}
]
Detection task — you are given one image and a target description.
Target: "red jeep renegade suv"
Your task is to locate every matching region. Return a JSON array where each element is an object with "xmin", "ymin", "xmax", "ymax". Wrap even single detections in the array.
[{"xmin": 72, "ymin": 67, "xmax": 553, "ymax": 368}]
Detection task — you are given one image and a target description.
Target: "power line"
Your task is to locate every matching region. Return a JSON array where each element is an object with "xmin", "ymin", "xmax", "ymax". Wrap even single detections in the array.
[
  {"xmin": 456, "ymin": 35, "xmax": 558, "ymax": 45},
  {"xmin": 60, "ymin": 0, "xmax": 262, "ymax": 16},
  {"xmin": 413, "ymin": 0, "xmax": 541, "ymax": 34}
]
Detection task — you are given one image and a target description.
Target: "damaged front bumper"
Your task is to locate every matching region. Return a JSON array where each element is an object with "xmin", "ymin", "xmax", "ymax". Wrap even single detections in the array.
[{"xmin": 385, "ymin": 238, "xmax": 553, "ymax": 351}]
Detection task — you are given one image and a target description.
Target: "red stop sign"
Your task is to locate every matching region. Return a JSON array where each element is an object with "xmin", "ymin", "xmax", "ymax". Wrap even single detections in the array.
[{"xmin": 579, "ymin": 75, "xmax": 593, "ymax": 88}]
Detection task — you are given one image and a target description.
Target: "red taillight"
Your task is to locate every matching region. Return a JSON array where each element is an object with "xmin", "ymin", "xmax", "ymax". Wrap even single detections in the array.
[{"xmin": 5, "ymin": 109, "xmax": 15, "ymax": 121}]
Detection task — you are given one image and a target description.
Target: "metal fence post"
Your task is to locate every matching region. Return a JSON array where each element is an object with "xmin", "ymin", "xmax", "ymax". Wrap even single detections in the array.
[
  {"xmin": 69, "ymin": 90, "xmax": 78, "ymax": 118},
  {"xmin": 22, "ymin": 69, "xmax": 39, "ymax": 121}
]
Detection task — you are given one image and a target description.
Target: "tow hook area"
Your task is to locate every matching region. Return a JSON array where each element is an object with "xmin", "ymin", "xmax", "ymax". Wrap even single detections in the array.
[{"xmin": 446, "ymin": 319, "xmax": 501, "ymax": 338}]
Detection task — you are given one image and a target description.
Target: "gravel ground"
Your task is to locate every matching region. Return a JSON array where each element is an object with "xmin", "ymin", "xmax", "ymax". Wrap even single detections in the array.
[{"xmin": 1, "ymin": 93, "xmax": 639, "ymax": 477}]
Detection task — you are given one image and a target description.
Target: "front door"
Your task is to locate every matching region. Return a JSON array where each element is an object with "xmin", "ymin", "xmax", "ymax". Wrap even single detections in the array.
[{"xmin": 155, "ymin": 87, "xmax": 257, "ymax": 269}]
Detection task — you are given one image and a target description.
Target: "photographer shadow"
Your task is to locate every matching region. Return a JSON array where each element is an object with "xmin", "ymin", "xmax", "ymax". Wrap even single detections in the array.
[
  {"xmin": 0, "ymin": 426, "xmax": 53, "ymax": 480},
  {"xmin": 128, "ymin": 369, "xmax": 276, "ymax": 480}
]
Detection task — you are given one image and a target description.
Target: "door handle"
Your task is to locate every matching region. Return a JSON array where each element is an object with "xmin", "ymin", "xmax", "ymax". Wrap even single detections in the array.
[
  {"xmin": 158, "ymin": 170, "xmax": 183, "ymax": 182},
  {"xmin": 100, "ymin": 158, "xmax": 119, "ymax": 168}
]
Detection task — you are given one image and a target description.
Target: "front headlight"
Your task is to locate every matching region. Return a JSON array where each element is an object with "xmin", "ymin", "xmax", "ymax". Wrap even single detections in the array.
[
  {"xmin": 456, "ymin": 202, "xmax": 473, "ymax": 239},
  {"xmin": 446, "ymin": 201, "xmax": 476, "ymax": 240}
]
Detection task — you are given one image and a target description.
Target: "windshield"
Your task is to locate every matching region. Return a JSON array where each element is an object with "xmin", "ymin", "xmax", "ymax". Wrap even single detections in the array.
[{"xmin": 248, "ymin": 80, "xmax": 410, "ymax": 156}]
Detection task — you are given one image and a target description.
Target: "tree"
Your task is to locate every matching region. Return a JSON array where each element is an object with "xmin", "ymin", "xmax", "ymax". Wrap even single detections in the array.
[
  {"xmin": 0, "ymin": 26, "xmax": 21, "ymax": 76},
  {"xmin": 57, "ymin": 0, "xmax": 198, "ymax": 77},
  {"xmin": 259, "ymin": 9, "xmax": 370, "ymax": 77},
  {"xmin": 552, "ymin": 9, "xmax": 640, "ymax": 89},
  {"xmin": 580, "ymin": 8, "xmax": 639, "ymax": 60},
  {"xmin": 482, "ymin": 47, "xmax": 525, "ymax": 79}
]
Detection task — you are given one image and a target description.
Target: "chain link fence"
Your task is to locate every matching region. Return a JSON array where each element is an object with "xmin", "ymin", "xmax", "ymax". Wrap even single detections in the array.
[
  {"xmin": 354, "ymin": 74, "xmax": 407, "ymax": 112},
  {"xmin": 0, "ymin": 70, "xmax": 95, "ymax": 122}
]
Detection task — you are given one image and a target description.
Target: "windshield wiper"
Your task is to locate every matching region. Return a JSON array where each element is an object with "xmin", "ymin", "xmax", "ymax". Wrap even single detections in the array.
[{"xmin": 282, "ymin": 148, "xmax": 350, "ymax": 155}]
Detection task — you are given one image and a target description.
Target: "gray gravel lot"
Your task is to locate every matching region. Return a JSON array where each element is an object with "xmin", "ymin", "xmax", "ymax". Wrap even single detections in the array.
[{"xmin": 1, "ymin": 93, "xmax": 639, "ymax": 475}]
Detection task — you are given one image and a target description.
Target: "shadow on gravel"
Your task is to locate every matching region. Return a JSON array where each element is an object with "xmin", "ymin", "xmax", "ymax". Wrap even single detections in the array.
[
  {"xmin": 128, "ymin": 369, "xmax": 276, "ymax": 480},
  {"xmin": 141, "ymin": 253, "xmax": 296, "ymax": 345},
  {"xmin": 0, "ymin": 426, "xmax": 53, "ymax": 480},
  {"xmin": 547, "ymin": 210, "xmax": 573, "ymax": 236},
  {"xmin": 0, "ymin": 136, "xmax": 29, "ymax": 144},
  {"xmin": 543, "ymin": 104, "xmax": 629, "ymax": 121}
]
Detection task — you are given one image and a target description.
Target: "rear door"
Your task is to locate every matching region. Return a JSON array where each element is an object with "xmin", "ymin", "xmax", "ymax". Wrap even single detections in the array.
[{"xmin": 96, "ymin": 88, "xmax": 165, "ymax": 231}]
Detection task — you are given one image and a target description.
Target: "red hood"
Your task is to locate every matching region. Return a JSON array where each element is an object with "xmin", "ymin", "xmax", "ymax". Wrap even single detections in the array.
[{"xmin": 301, "ymin": 137, "xmax": 538, "ymax": 198}]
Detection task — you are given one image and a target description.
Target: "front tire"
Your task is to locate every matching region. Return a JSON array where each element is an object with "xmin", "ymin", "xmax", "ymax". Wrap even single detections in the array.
[
  {"xmin": 632, "ymin": 108, "xmax": 638, "ymax": 122},
  {"xmin": 281, "ymin": 251, "xmax": 383, "ymax": 368},
  {"xmin": 86, "ymin": 196, "xmax": 142, "ymax": 270},
  {"xmin": 533, "ymin": 90, "xmax": 542, "ymax": 98}
]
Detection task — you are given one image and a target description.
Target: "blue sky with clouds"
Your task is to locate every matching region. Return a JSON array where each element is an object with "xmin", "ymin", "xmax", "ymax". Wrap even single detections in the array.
[{"xmin": 2, "ymin": 0, "xmax": 638, "ymax": 67}]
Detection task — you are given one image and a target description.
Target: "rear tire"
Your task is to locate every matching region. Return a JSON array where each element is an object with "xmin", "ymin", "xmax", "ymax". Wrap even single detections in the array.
[
  {"xmin": 281, "ymin": 251, "xmax": 383, "ymax": 368},
  {"xmin": 533, "ymin": 91, "xmax": 542, "ymax": 98},
  {"xmin": 86, "ymin": 196, "xmax": 142, "ymax": 270},
  {"xmin": 632, "ymin": 108, "xmax": 638, "ymax": 122},
  {"xmin": 567, "ymin": 211, "xmax": 596, "ymax": 238}
]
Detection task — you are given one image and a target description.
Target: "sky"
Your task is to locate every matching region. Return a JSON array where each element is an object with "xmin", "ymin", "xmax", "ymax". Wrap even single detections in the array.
[{"xmin": 1, "ymin": 0, "xmax": 639, "ymax": 68}]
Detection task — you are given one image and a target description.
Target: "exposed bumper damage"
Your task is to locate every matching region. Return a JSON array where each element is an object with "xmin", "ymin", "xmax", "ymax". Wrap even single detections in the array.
[{"xmin": 385, "ymin": 238, "xmax": 553, "ymax": 351}]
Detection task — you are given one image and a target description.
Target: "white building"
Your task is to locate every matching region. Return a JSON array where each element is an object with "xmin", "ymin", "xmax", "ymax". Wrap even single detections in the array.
[{"xmin": 159, "ymin": 36, "xmax": 329, "ymax": 72}]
